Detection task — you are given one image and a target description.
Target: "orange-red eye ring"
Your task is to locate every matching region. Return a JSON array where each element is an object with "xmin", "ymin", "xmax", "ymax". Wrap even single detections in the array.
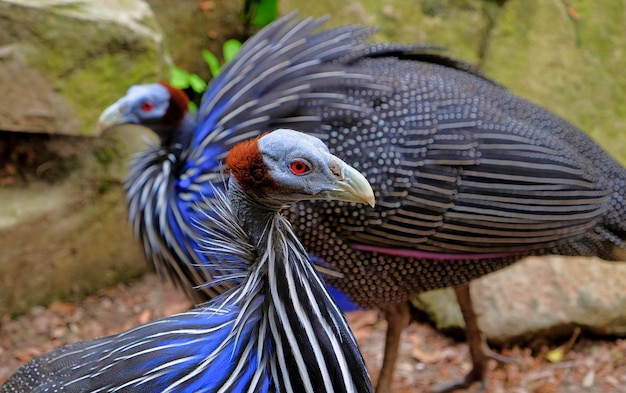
[
  {"xmin": 290, "ymin": 160, "xmax": 309, "ymax": 175},
  {"xmin": 141, "ymin": 101, "xmax": 155, "ymax": 112}
]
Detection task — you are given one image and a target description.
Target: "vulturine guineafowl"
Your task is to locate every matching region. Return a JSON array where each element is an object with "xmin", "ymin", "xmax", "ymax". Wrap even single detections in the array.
[
  {"xmin": 98, "ymin": 14, "xmax": 626, "ymax": 392},
  {"xmin": 0, "ymin": 129, "xmax": 375, "ymax": 393}
]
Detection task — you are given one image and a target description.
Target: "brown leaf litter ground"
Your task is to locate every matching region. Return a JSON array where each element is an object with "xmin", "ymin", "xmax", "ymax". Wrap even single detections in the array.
[{"xmin": 1, "ymin": 273, "xmax": 625, "ymax": 392}]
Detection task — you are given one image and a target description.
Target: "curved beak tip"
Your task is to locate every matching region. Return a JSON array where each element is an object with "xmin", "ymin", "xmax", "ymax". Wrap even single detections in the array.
[
  {"xmin": 96, "ymin": 103, "xmax": 126, "ymax": 133},
  {"xmin": 334, "ymin": 162, "xmax": 376, "ymax": 208},
  {"xmin": 356, "ymin": 185, "xmax": 375, "ymax": 208}
]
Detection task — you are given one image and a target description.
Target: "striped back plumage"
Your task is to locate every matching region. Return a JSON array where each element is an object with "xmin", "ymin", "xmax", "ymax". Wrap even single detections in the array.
[
  {"xmin": 282, "ymin": 55, "xmax": 626, "ymax": 306},
  {"xmin": 313, "ymin": 58, "xmax": 623, "ymax": 254},
  {"xmin": 0, "ymin": 184, "xmax": 372, "ymax": 393}
]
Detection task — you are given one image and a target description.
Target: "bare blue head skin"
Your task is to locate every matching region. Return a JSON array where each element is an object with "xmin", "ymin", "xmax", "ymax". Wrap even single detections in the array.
[
  {"xmin": 256, "ymin": 129, "xmax": 375, "ymax": 208},
  {"xmin": 97, "ymin": 83, "xmax": 193, "ymax": 143},
  {"xmin": 98, "ymin": 84, "xmax": 170, "ymax": 128},
  {"xmin": 226, "ymin": 129, "xmax": 375, "ymax": 235}
]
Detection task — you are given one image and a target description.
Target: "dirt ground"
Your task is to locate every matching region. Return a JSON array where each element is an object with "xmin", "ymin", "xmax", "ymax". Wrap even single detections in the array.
[{"xmin": 1, "ymin": 272, "xmax": 625, "ymax": 392}]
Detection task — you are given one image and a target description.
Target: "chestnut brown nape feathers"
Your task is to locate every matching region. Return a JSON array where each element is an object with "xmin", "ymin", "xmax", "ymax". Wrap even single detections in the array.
[
  {"xmin": 158, "ymin": 81, "xmax": 190, "ymax": 126},
  {"xmin": 225, "ymin": 135, "xmax": 277, "ymax": 192}
]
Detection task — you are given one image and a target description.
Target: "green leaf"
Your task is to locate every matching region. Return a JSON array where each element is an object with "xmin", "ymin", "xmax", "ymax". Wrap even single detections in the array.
[
  {"xmin": 223, "ymin": 39, "xmax": 242, "ymax": 63},
  {"xmin": 188, "ymin": 74, "xmax": 207, "ymax": 94},
  {"xmin": 252, "ymin": 0, "xmax": 278, "ymax": 27},
  {"xmin": 202, "ymin": 49, "xmax": 222, "ymax": 78},
  {"xmin": 170, "ymin": 65, "xmax": 191, "ymax": 89}
]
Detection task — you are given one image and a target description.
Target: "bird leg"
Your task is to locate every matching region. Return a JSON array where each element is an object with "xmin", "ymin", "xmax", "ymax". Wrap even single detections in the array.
[
  {"xmin": 375, "ymin": 301, "xmax": 411, "ymax": 393},
  {"xmin": 432, "ymin": 283, "xmax": 492, "ymax": 393}
]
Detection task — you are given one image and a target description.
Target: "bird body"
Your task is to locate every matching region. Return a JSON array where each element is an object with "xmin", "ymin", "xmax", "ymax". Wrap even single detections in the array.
[
  {"xmin": 0, "ymin": 130, "xmax": 375, "ymax": 393},
  {"xmin": 289, "ymin": 56, "xmax": 626, "ymax": 306},
  {"xmin": 96, "ymin": 14, "xmax": 626, "ymax": 391}
]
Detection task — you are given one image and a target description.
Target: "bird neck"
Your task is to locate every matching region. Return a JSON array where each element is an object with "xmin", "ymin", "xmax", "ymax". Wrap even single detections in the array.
[
  {"xmin": 255, "ymin": 208, "xmax": 373, "ymax": 392},
  {"xmin": 156, "ymin": 112, "xmax": 196, "ymax": 153},
  {"xmin": 224, "ymin": 177, "xmax": 372, "ymax": 393},
  {"xmin": 227, "ymin": 178, "xmax": 282, "ymax": 248}
]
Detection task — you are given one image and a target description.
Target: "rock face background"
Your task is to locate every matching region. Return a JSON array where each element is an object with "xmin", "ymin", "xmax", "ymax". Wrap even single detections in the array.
[
  {"xmin": 0, "ymin": 0, "xmax": 166, "ymax": 316},
  {"xmin": 1, "ymin": 0, "xmax": 625, "ymax": 342},
  {"xmin": 0, "ymin": 0, "xmax": 166, "ymax": 136},
  {"xmin": 413, "ymin": 257, "xmax": 626, "ymax": 344}
]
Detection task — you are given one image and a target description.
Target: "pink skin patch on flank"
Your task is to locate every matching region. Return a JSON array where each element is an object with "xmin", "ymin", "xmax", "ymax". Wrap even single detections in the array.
[{"xmin": 350, "ymin": 243, "xmax": 514, "ymax": 260}]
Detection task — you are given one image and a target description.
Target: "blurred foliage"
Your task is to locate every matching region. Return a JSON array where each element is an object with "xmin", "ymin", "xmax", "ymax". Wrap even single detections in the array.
[
  {"xmin": 202, "ymin": 39, "xmax": 243, "ymax": 78},
  {"xmin": 243, "ymin": 0, "xmax": 279, "ymax": 29},
  {"xmin": 169, "ymin": 0, "xmax": 277, "ymax": 110}
]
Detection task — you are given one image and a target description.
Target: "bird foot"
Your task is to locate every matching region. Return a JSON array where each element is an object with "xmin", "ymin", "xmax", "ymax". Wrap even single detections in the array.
[
  {"xmin": 430, "ymin": 348, "xmax": 514, "ymax": 393},
  {"xmin": 429, "ymin": 365, "xmax": 485, "ymax": 393},
  {"xmin": 484, "ymin": 346, "xmax": 517, "ymax": 365}
]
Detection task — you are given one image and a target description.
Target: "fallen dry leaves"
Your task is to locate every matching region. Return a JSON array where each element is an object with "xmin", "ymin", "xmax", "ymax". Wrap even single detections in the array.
[{"xmin": 1, "ymin": 273, "xmax": 625, "ymax": 392}]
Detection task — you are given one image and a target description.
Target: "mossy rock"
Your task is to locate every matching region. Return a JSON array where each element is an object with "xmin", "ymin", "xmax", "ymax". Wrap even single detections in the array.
[
  {"xmin": 0, "ymin": 0, "xmax": 168, "ymax": 314},
  {"xmin": 0, "ymin": 0, "xmax": 167, "ymax": 136},
  {"xmin": 484, "ymin": 0, "xmax": 626, "ymax": 165},
  {"xmin": 0, "ymin": 127, "xmax": 153, "ymax": 317},
  {"xmin": 281, "ymin": 0, "xmax": 626, "ymax": 164}
]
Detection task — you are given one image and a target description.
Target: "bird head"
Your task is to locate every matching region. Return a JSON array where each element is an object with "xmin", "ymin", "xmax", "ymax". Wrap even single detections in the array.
[
  {"xmin": 97, "ymin": 82, "xmax": 189, "ymax": 140},
  {"xmin": 226, "ymin": 129, "xmax": 375, "ymax": 209}
]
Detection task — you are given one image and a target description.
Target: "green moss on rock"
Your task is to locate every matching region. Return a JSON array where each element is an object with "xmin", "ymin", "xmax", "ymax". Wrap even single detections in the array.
[
  {"xmin": 280, "ymin": 0, "xmax": 496, "ymax": 64},
  {"xmin": 0, "ymin": 1, "xmax": 167, "ymax": 136},
  {"xmin": 64, "ymin": 51, "xmax": 161, "ymax": 135},
  {"xmin": 279, "ymin": 0, "xmax": 626, "ymax": 165},
  {"xmin": 484, "ymin": 0, "xmax": 626, "ymax": 164}
]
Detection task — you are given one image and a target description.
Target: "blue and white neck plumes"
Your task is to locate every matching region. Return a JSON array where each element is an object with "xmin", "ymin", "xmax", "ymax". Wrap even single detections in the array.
[
  {"xmin": 95, "ymin": 15, "xmax": 386, "ymax": 304},
  {"xmin": 0, "ymin": 129, "xmax": 375, "ymax": 393},
  {"xmin": 99, "ymin": 80, "xmax": 216, "ymax": 301}
]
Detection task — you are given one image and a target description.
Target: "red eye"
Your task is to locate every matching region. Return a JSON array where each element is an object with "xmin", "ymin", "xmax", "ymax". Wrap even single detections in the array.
[
  {"xmin": 141, "ymin": 101, "xmax": 155, "ymax": 112},
  {"xmin": 290, "ymin": 160, "xmax": 309, "ymax": 175}
]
